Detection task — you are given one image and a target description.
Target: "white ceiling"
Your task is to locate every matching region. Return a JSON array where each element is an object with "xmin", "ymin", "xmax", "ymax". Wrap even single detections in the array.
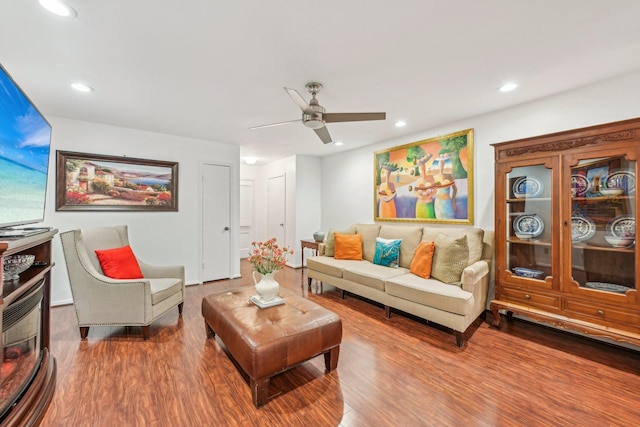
[{"xmin": 2, "ymin": 1, "xmax": 640, "ymax": 165}]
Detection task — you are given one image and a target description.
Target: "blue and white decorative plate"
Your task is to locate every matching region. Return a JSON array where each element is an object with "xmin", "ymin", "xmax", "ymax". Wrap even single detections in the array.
[
  {"xmin": 512, "ymin": 267, "xmax": 545, "ymax": 279},
  {"xmin": 571, "ymin": 216, "xmax": 596, "ymax": 242},
  {"xmin": 571, "ymin": 174, "xmax": 590, "ymax": 197},
  {"xmin": 606, "ymin": 215, "xmax": 635, "ymax": 238},
  {"xmin": 584, "ymin": 282, "xmax": 631, "ymax": 294},
  {"xmin": 513, "ymin": 214, "xmax": 544, "ymax": 239},
  {"xmin": 603, "ymin": 170, "xmax": 635, "ymax": 194},
  {"xmin": 512, "ymin": 176, "xmax": 544, "ymax": 199}
]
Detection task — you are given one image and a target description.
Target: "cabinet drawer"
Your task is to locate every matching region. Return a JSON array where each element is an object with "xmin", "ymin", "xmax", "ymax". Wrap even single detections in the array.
[
  {"xmin": 499, "ymin": 287, "xmax": 561, "ymax": 311},
  {"xmin": 564, "ymin": 300, "xmax": 640, "ymax": 327}
]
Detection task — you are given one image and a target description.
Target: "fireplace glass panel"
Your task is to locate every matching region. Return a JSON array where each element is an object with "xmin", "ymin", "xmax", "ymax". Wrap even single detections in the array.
[{"xmin": 0, "ymin": 279, "xmax": 44, "ymax": 419}]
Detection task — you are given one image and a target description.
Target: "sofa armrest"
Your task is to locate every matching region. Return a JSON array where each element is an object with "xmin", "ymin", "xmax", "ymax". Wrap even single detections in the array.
[
  {"xmin": 318, "ymin": 243, "xmax": 326, "ymax": 256},
  {"xmin": 138, "ymin": 259, "xmax": 185, "ymax": 283},
  {"xmin": 460, "ymin": 259, "xmax": 490, "ymax": 293}
]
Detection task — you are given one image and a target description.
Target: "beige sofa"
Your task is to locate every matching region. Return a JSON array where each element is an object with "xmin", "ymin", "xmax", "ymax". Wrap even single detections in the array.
[{"xmin": 306, "ymin": 224, "xmax": 494, "ymax": 347}]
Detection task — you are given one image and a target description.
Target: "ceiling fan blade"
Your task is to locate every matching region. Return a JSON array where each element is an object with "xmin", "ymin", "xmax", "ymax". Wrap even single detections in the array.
[
  {"xmin": 323, "ymin": 112, "xmax": 386, "ymax": 123},
  {"xmin": 314, "ymin": 126, "xmax": 333, "ymax": 144},
  {"xmin": 284, "ymin": 87, "xmax": 310, "ymax": 112},
  {"xmin": 249, "ymin": 119, "xmax": 300, "ymax": 130}
]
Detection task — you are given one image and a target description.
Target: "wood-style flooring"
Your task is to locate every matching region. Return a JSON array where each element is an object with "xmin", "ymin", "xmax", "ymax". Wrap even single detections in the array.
[{"xmin": 40, "ymin": 261, "xmax": 640, "ymax": 426}]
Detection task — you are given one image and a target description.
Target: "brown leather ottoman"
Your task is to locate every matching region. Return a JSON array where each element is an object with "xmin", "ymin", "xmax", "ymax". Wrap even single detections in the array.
[{"xmin": 201, "ymin": 287, "xmax": 342, "ymax": 407}]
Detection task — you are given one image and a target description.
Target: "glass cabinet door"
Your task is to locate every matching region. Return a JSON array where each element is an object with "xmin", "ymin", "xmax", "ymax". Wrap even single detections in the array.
[
  {"xmin": 505, "ymin": 164, "xmax": 553, "ymax": 282},
  {"xmin": 569, "ymin": 155, "xmax": 636, "ymax": 294}
]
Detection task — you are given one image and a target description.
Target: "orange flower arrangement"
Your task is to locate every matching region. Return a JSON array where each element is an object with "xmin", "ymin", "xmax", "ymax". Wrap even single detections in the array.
[{"xmin": 248, "ymin": 238, "xmax": 293, "ymax": 274}]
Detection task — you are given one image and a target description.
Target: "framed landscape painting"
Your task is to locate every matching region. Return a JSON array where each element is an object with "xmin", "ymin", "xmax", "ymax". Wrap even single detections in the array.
[
  {"xmin": 56, "ymin": 151, "xmax": 178, "ymax": 211},
  {"xmin": 374, "ymin": 128, "xmax": 474, "ymax": 224}
]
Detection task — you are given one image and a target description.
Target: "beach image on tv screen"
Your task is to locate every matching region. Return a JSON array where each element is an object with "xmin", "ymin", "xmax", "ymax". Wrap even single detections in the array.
[{"xmin": 0, "ymin": 68, "xmax": 52, "ymax": 226}]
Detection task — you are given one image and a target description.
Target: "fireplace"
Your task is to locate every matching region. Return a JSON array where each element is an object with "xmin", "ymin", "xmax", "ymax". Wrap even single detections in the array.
[
  {"xmin": 1, "ymin": 279, "xmax": 45, "ymax": 418},
  {"xmin": 0, "ymin": 230, "xmax": 56, "ymax": 426}
]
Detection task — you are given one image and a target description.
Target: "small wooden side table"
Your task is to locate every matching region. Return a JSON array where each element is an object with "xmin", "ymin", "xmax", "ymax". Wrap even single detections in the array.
[
  {"xmin": 301, "ymin": 239, "xmax": 321, "ymax": 288},
  {"xmin": 300, "ymin": 239, "xmax": 320, "ymax": 267}
]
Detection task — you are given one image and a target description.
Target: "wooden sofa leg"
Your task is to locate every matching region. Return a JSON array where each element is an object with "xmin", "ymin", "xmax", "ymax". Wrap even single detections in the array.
[
  {"xmin": 178, "ymin": 302, "xmax": 184, "ymax": 315},
  {"xmin": 340, "ymin": 289, "xmax": 345, "ymax": 299},
  {"xmin": 308, "ymin": 277, "xmax": 312, "ymax": 288},
  {"xmin": 141, "ymin": 325, "xmax": 150, "ymax": 340},
  {"xmin": 79, "ymin": 326, "xmax": 89, "ymax": 339},
  {"xmin": 385, "ymin": 306, "xmax": 391, "ymax": 319},
  {"xmin": 455, "ymin": 331, "xmax": 464, "ymax": 348}
]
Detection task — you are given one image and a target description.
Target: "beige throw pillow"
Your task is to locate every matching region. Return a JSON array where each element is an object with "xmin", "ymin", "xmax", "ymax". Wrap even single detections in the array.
[
  {"xmin": 431, "ymin": 233, "xmax": 469, "ymax": 284},
  {"xmin": 325, "ymin": 226, "xmax": 356, "ymax": 257}
]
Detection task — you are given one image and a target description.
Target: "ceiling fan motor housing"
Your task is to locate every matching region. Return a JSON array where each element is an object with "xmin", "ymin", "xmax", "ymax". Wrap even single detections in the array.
[
  {"xmin": 303, "ymin": 82, "xmax": 326, "ymax": 129},
  {"xmin": 303, "ymin": 103, "xmax": 325, "ymax": 129}
]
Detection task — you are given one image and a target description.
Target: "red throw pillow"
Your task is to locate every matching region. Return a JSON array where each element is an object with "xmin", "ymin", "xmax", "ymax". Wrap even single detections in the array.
[
  {"xmin": 334, "ymin": 233, "xmax": 363, "ymax": 260},
  {"xmin": 410, "ymin": 241, "xmax": 435, "ymax": 279},
  {"xmin": 95, "ymin": 245, "xmax": 144, "ymax": 279}
]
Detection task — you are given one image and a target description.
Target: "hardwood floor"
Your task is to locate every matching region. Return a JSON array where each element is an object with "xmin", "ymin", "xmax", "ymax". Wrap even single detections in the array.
[{"xmin": 40, "ymin": 261, "xmax": 640, "ymax": 426}]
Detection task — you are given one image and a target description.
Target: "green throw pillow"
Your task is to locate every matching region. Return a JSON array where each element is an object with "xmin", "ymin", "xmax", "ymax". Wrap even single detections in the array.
[{"xmin": 431, "ymin": 233, "xmax": 469, "ymax": 284}]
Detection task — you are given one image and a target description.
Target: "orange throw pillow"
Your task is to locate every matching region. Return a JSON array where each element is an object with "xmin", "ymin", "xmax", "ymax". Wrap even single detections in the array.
[
  {"xmin": 410, "ymin": 241, "xmax": 435, "ymax": 279},
  {"xmin": 95, "ymin": 245, "xmax": 144, "ymax": 279},
  {"xmin": 334, "ymin": 233, "xmax": 363, "ymax": 260}
]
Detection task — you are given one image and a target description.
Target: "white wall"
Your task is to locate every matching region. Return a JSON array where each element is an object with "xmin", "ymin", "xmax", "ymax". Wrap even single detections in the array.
[
  {"xmin": 320, "ymin": 70, "xmax": 640, "ymax": 232},
  {"xmin": 44, "ymin": 117, "xmax": 240, "ymax": 305},
  {"xmin": 295, "ymin": 156, "xmax": 322, "ymax": 266}
]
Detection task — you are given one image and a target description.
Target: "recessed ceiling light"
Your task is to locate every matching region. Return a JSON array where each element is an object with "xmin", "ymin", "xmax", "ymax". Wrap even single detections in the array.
[
  {"xmin": 71, "ymin": 82, "xmax": 94, "ymax": 93},
  {"xmin": 395, "ymin": 120, "xmax": 407, "ymax": 128},
  {"xmin": 243, "ymin": 156, "xmax": 258, "ymax": 165},
  {"xmin": 333, "ymin": 141, "xmax": 344, "ymax": 146},
  {"xmin": 39, "ymin": 0, "xmax": 77, "ymax": 17},
  {"xmin": 498, "ymin": 82, "xmax": 518, "ymax": 93}
]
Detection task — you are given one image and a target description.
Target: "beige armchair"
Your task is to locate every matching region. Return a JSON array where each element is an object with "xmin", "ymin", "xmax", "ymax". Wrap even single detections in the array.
[{"xmin": 60, "ymin": 225, "xmax": 185, "ymax": 340}]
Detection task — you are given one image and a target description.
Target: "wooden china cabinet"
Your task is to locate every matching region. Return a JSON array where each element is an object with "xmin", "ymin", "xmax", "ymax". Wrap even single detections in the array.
[{"xmin": 491, "ymin": 118, "xmax": 640, "ymax": 347}]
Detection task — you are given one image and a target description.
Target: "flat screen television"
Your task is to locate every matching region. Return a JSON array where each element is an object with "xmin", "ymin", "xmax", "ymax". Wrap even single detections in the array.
[{"xmin": 0, "ymin": 63, "xmax": 52, "ymax": 237}]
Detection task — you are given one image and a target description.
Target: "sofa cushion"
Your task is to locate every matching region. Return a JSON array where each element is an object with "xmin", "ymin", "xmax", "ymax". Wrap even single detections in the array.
[
  {"xmin": 355, "ymin": 224, "xmax": 381, "ymax": 262},
  {"xmin": 409, "ymin": 241, "xmax": 435, "ymax": 279},
  {"xmin": 379, "ymin": 225, "xmax": 424, "ymax": 268},
  {"xmin": 373, "ymin": 237, "xmax": 401, "ymax": 268},
  {"xmin": 343, "ymin": 263, "xmax": 408, "ymax": 292},
  {"xmin": 325, "ymin": 226, "xmax": 357, "ymax": 257},
  {"xmin": 307, "ymin": 256, "xmax": 368, "ymax": 278},
  {"xmin": 334, "ymin": 233, "xmax": 363, "ymax": 260},
  {"xmin": 431, "ymin": 234, "xmax": 469, "ymax": 284},
  {"xmin": 385, "ymin": 274, "xmax": 474, "ymax": 316},
  {"xmin": 421, "ymin": 227, "xmax": 484, "ymax": 265}
]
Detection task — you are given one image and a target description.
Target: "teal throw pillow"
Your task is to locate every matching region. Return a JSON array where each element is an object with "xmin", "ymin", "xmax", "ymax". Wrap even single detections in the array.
[{"xmin": 373, "ymin": 237, "xmax": 402, "ymax": 268}]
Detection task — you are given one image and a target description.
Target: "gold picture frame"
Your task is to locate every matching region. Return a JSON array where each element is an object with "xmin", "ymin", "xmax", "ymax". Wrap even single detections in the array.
[
  {"xmin": 374, "ymin": 129, "xmax": 474, "ymax": 224},
  {"xmin": 56, "ymin": 150, "xmax": 178, "ymax": 211}
]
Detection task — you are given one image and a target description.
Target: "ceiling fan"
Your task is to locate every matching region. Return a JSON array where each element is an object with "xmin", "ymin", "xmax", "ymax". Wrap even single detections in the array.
[{"xmin": 250, "ymin": 82, "xmax": 386, "ymax": 144}]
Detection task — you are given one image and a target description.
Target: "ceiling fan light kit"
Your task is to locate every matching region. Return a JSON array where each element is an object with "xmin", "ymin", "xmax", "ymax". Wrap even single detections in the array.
[{"xmin": 251, "ymin": 82, "xmax": 386, "ymax": 144}]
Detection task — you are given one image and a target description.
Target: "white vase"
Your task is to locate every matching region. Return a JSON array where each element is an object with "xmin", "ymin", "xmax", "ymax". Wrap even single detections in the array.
[{"xmin": 252, "ymin": 271, "xmax": 280, "ymax": 302}]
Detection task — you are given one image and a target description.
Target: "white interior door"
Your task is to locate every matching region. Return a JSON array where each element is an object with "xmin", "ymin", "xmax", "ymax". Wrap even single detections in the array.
[
  {"xmin": 267, "ymin": 175, "xmax": 286, "ymax": 244},
  {"xmin": 202, "ymin": 164, "xmax": 231, "ymax": 281}
]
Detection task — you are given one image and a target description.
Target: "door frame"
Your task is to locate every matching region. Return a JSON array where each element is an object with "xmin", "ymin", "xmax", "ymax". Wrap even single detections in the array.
[{"xmin": 239, "ymin": 179, "xmax": 255, "ymax": 259}]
